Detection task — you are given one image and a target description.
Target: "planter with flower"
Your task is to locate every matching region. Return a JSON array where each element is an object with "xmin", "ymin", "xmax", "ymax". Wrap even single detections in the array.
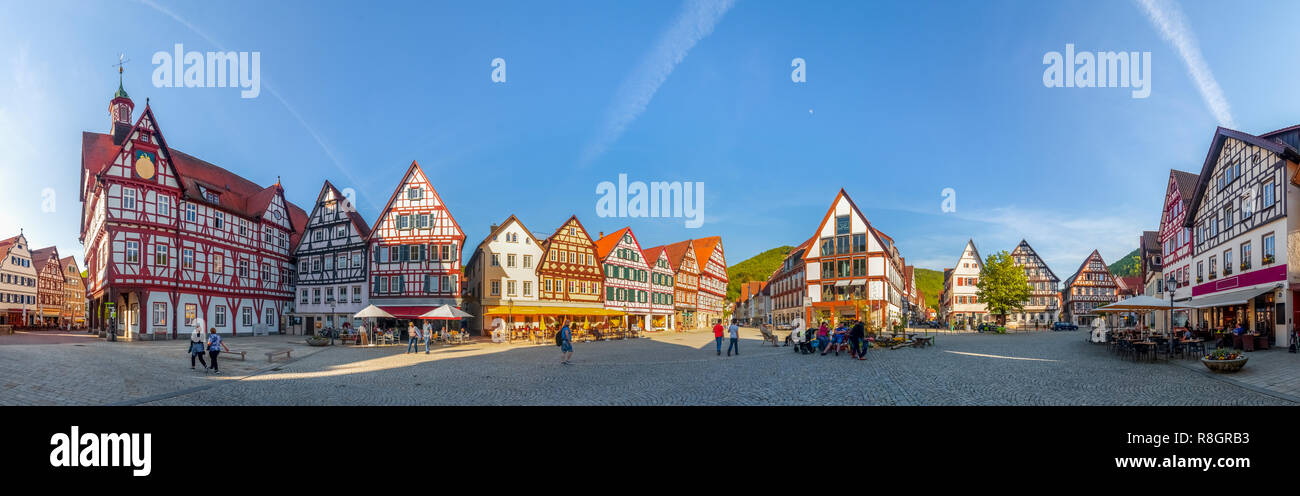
[{"xmin": 1201, "ymin": 347, "xmax": 1248, "ymax": 373}]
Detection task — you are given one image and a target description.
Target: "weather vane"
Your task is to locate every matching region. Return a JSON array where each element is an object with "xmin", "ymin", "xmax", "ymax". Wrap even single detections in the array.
[{"xmin": 112, "ymin": 53, "xmax": 129, "ymax": 80}]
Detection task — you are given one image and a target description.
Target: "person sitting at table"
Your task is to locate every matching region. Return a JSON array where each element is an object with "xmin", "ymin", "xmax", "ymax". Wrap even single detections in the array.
[{"xmin": 1231, "ymin": 323, "xmax": 1245, "ymax": 336}]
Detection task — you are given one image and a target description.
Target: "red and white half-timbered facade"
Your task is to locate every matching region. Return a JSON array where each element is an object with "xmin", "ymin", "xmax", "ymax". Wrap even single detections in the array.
[
  {"xmin": 80, "ymin": 80, "xmax": 307, "ymax": 339},
  {"xmin": 31, "ymin": 246, "xmax": 64, "ymax": 325},
  {"xmin": 643, "ymin": 245, "xmax": 677, "ymax": 331},
  {"xmin": 693, "ymin": 236, "xmax": 727, "ymax": 327},
  {"xmin": 648, "ymin": 239, "xmax": 700, "ymax": 330},
  {"xmin": 803, "ymin": 190, "xmax": 904, "ymax": 328},
  {"xmin": 366, "ymin": 161, "xmax": 466, "ymax": 318}
]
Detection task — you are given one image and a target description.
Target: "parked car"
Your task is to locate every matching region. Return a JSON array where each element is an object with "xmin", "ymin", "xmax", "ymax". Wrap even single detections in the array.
[{"xmin": 1052, "ymin": 322, "xmax": 1078, "ymax": 331}]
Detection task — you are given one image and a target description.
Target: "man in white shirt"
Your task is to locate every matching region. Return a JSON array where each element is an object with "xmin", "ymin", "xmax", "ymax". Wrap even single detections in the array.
[
  {"xmin": 490, "ymin": 317, "xmax": 506, "ymax": 343},
  {"xmin": 787, "ymin": 317, "xmax": 805, "ymax": 346}
]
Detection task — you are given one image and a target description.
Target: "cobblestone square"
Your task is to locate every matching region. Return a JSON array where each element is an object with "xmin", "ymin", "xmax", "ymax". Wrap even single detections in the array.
[{"xmin": 1, "ymin": 328, "xmax": 1296, "ymax": 406}]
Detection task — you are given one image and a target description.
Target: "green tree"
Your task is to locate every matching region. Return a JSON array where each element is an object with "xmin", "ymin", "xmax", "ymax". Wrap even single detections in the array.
[{"xmin": 975, "ymin": 251, "xmax": 1032, "ymax": 326}]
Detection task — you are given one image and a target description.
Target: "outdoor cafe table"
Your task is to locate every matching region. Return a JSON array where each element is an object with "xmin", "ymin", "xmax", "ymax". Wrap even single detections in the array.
[{"xmin": 1132, "ymin": 341, "xmax": 1158, "ymax": 362}]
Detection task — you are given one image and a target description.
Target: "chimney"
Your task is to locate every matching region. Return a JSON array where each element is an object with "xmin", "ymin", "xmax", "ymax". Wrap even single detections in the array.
[{"xmin": 599, "ymin": 231, "xmax": 604, "ymax": 239}]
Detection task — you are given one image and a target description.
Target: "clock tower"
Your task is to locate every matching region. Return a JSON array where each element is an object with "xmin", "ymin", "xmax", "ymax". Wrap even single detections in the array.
[{"xmin": 109, "ymin": 65, "xmax": 134, "ymax": 145}]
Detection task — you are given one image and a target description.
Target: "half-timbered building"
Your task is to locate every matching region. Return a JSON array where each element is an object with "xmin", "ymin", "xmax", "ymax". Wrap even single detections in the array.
[
  {"xmin": 1160, "ymin": 169, "xmax": 1199, "ymax": 328},
  {"xmin": 0, "ymin": 233, "xmax": 38, "ymax": 325},
  {"xmin": 803, "ymin": 190, "xmax": 904, "ymax": 328},
  {"xmin": 647, "ymin": 239, "xmax": 700, "ymax": 330},
  {"xmin": 60, "ymin": 256, "xmax": 87, "ymax": 328},
  {"xmin": 463, "ymin": 215, "xmax": 544, "ymax": 333},
  {"xmin": 1061, "ymin": 250, "xmax": 1118, "ymax": 326},
  {"xmin": 693, "ymin": 236, "xmax": 728, "ymax": 328},
  {"xmin": 291, "ymin": 180, "xmax": 372, "ymax": 335},
  {"xmin": 1009, "ymin": 239, "xmax": 1060, "ymax": 326},
  {"xmin": 31, "ymin": 246, "xmax": 64, "ymax": 326},
  {"xmin": 1184, "ymin": 126, "xmax": 1300, "ymax": 346},
  {"xmin": 534, "ymin": 216, "xmax": 611, "ymax": 327},
  {"xmin": 642, "ymin": 245, "xmax": 677, "ymax": 331},
  {"xmin": 80, "ymin": 77, "xmax": 308, "ymax": 339},
  {"xmin": 366, "ymin": 161, "xmax": 466, "ymax": 322},
  {"xmin": 595, "ymin": 228, "xmax": 655, "ymax": 330}
]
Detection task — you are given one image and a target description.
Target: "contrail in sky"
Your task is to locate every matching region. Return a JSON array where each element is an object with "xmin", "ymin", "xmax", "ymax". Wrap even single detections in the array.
[
  {"xmin": 580, "ymin": 0, "xmax": 737, "ymax": 166},
  {"xmin": 1135, "ymin": 0, "xmax": 1236, "ymax": 128}
]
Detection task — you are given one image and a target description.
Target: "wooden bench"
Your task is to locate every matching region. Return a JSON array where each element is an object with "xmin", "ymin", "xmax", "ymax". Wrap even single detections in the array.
[
  {"xmin": 265, "ymin": 349, "xmax": 292, "ymax": 363},
  {"xmin": 224, "ymin": 350, "xmax": 248, "ymax": 361}
]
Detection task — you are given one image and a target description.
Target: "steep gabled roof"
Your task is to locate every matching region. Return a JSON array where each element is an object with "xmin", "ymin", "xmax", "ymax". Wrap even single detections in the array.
[
  {"xmin": 59, "ymin": 256, "xmax": 81, "ymax": 274},
  {"xmin": 1140, "ymin": 231, "xmax": 1160, "ymax": 253},
  {"xmin": 641, "ymin": 245, "xmax": 667, "ymax": 265},
  {"xmin": 594, "ymin": 227, "xmax": 633, "ymax": 260},
  {"xmin": 1012, "ymin": 239, "xmax": 1059, "ymax": 282},
  {"xmin": 650, "ymin": 239, "xmax": 697, "ymax": 273},
  {"xmin": 30, "ymin": 246, "xmax": 59, "ymax": 270},
  {"xmin": 542, "ymin": 215, "xmax": 598, "ymax": 249},
  {"xmin": 80, "ymin": 114, "xmax": 309, "ymax": 243},
  {"xmin": 366, "ymin": 160, "xmax": 465, "ymax": 243},
  {"xmin": 1064, "ymin": 249, "xmax": 1109, "ymax": 286},
  {"xmin": 0, "ymin": 235, "xmax": 20, "ymax": 262},
  {"xmin": 1185, "ymin": 126, "xmax": 1300, "ymax": 225},
  {"xmin": 957, "ymin": 239, "xmax": 984, "ymax": 269},
  {"xmin": 1170, "ymin": 169, "xmax": 1200, "ymax": 209},
  {"xmin": 692, "ymin": 236, "xmax": 722, "ymax": 269},
  {"xmin": 317, "ymin": 180, "xmax": 372, "ymax": 239}
]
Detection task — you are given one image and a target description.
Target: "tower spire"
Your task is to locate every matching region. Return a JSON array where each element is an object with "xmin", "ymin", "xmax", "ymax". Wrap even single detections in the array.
[{"xmin": 109, "ymin": 54, "xmax": 135, "ymax": 145}]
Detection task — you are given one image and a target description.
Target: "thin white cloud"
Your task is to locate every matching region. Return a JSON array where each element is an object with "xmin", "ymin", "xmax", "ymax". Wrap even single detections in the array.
[
  {"xmin": 1135, "ymin": 0, "xmax": 1236, "ymax": 128},
  {"xmin": 132, "ymin": 0, "xmax": 378, "ymax": 211},
  {"xmin": 579, "ymin": 0, "xmax": 736, "ymax": 166}
]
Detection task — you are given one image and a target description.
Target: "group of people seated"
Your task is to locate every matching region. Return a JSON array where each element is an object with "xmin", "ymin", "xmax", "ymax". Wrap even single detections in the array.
[{"xmin": 785, "ymin": 319, "xmax": 870, "ymax": 360}]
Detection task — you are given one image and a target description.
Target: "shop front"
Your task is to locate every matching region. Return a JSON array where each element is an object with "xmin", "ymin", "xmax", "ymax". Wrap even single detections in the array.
[{"xmin": 1189, "ymin": 284, "xmax": 1285, "ymax": 347}]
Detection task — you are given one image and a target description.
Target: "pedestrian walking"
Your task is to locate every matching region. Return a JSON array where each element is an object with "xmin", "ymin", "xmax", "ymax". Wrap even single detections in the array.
[
  {"xmin": 188, "ymin": 319, "xmax": 208, "ymax": 370},
  {"xmin": 422, "ymin": 320, "xmax": 433, "ymax": 353},
  {"xmin": 713, "ymin": 320, "xmax": 725, "ymax": 356},
  {"xmin": 558, "ymin": 321, "xmax": 574, "ymax": 364},
  {"xmin": 727, "ymin": 319, "xmax": 740, "ymax": 356},
  {"xmin": 407, "ymin": 322, "xmax": 423, "ymax": 354},
  {"xmin": 849, "ymin": 320, "xmax": 866, "ymax": 360},
  {"xmin": 206, "ymin": 328, "xmax": 229, "ymax": 374}
]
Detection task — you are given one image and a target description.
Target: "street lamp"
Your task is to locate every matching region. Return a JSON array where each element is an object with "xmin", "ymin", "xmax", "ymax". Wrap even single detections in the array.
[
  {"xmin": 1166, "ymin": 274, "xmax": 1177, "ymax": 352},
  {"xmin": 327, "ymin": 296, "xmax": 336, "ymax": 345}
]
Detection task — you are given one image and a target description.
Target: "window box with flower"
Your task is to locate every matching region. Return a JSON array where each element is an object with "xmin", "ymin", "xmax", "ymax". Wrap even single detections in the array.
[{"xmin": 1262, "ymin": 254, "xmax": 1275, "ymax": 265}]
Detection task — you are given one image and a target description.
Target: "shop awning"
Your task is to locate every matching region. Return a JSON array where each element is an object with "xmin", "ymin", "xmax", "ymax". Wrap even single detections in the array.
[
  {"xmin": 834, "ymin": 280, "xmax": 851, "ymax": 287},
  {"xmin": 482, "ymin": 305, "xmax": 625, "ymax": 317},
  {"xmin": 1187, "ymin": 286, "xmax": 1277, "ymax": 309},
  {"xmin": 375, "ymin": 306, "xmax": 440, "ymax": 319},
  {"xmin": 850, "ymin": 279, "xmax": 867, "ymax": 286}
]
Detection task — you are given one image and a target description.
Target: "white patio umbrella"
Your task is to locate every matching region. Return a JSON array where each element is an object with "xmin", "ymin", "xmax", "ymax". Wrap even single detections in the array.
[
  {"xmin": 418, "ymin": 304, "xmax": 474, "ymax": 320},
  {"xmin": 353, "ymin": 305, "xmax": 394, "ymax": 319},
  {"xmin": 1093, "ymin": 295, "xmax": 1192, "ymax": 312}
]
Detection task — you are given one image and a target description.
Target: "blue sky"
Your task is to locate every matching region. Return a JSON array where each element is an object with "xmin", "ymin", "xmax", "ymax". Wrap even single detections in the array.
[{"xmin": 2, "ymin": 0, "xmax": 1299, "ymax": 277}]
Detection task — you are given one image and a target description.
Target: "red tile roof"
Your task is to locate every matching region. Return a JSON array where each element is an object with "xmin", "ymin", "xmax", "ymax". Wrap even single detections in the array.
[
  {"xmin": 593, "ymin": 227, "xmax": 632, "ymax": 260},
  {"xmin": 641, "ymin": 245, "xmax": 666, "ymax": 264},
  {"xmin": 30, "ymin": 246, "xmax": 59, "ymax": 270},
  {"xmin": 0, "ymin": 235, "xmax": 21, "ymax": 261},
  {"xmin": 650, "ymin": 239, "xmax": 696, "ymax": 272},
  {"xmin": 692, "ymin": 236, "xmax": 721, "ymax": 270},
  {"xmin": 81, "ymin": 129, "xmax": 309, "ymax": 251}
]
